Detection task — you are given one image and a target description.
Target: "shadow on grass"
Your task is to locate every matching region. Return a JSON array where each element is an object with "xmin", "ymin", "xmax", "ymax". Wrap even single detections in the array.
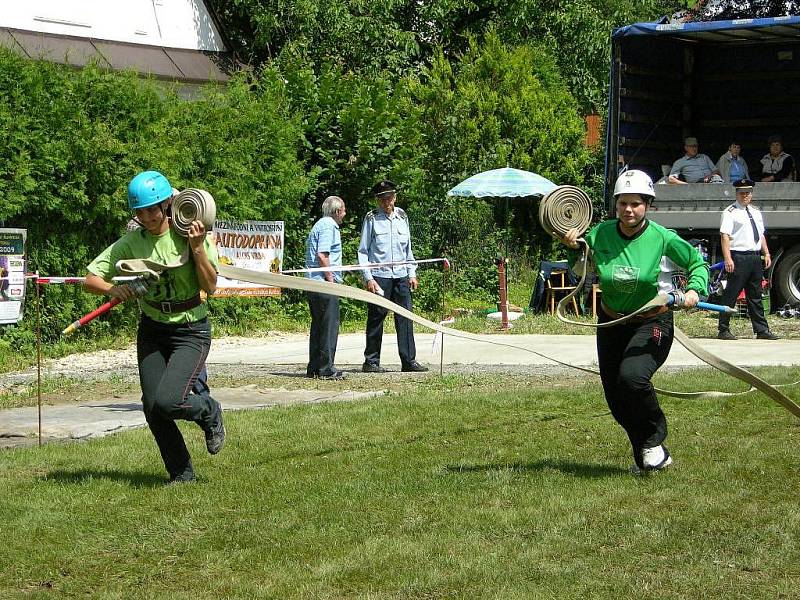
[
  {"xmin": 444, "ymin": 458, "xmax": 623, "ymax": 478},
  {"xmin": 41, "ymin": 469, "xmax": 166, "ymax": 488}
]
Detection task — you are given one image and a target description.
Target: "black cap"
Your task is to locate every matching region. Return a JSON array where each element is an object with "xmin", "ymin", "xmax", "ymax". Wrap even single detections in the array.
[
  {"xmin": 768, "ymin": 134, "xmax": 782, "ymax": 145},
  {"xmin": 733, "ymin": 178, "xmax": 755, "ymax": 190},
  {"xmin": 372, "ymin": 180, "xmax": 397, "ymax": 197}
]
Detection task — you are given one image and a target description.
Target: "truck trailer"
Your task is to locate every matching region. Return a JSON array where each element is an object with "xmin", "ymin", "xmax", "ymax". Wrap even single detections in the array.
[{"xmin": 606, "ymin": 16, "xmax": 800, "ymax": 307}]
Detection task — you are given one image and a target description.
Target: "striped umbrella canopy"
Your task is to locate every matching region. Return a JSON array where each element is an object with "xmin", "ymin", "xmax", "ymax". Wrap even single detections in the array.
[{"xmin": 447, "ymin": 167, "xmax": 557, "ymax": 198}]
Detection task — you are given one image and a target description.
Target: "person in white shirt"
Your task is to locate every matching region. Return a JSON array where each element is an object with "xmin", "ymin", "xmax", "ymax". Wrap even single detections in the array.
[{"xmin": 717, "ymin": 178, "xmax": 779, "ymax": 340}]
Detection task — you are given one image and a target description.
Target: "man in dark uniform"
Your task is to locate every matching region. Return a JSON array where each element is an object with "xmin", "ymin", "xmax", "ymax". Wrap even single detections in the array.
[
  {"xmin": 717, "ymin": 178, "xmax": 780, "ymax": 340},
  {"xmin": 358, "ymin": 180, "xmax": 428, "ymax": 373}
]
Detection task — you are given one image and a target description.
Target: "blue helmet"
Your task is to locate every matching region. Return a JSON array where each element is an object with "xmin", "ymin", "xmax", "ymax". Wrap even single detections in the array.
[{"xmin": 127, "ymin": 171, "xmax": 173, "ymax": 210}]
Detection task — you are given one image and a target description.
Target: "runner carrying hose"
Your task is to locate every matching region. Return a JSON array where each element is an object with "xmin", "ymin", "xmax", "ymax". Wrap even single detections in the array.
[
  {"xmin": 84, "ymin": 171, "xmax": 224, "ymax": 484},
  {"xmin": 556, "ymin": 170, "xmax": 708, "ymax": 473}
]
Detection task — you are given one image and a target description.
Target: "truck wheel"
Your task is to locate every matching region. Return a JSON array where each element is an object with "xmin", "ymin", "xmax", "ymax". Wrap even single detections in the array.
[{"xmin": 774, "ymin": 248, "xmax": 800, "ymax": 306}]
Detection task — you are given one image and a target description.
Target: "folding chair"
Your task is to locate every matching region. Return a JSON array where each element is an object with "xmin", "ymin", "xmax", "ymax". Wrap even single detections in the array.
[{"xmin": 545, "ymin": 269, "xmax": 580, "ymax": 315}]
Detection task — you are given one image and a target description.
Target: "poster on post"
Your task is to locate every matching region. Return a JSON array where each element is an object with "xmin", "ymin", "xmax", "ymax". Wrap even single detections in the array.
[
  {"xmin": 0, "ymin": 228, "xmax": 27, "ymax": 325},
  {"xmin": 212, "ymin": 220, "xmax": 283, "ymax": 297}
]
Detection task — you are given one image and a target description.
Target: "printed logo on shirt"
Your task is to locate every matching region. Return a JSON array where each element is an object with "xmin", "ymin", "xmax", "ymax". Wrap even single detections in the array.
[
  {"xmin": 652, "ymin": 326, "xmax": 662, "ymax": 346},
  {"xmin": 612, "ymin": 264, "xmax": 639, "ymax": 295}
]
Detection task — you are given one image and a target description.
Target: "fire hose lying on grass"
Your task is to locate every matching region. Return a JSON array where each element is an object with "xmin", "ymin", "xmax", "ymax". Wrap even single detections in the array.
[{"xmin": 67, "ymin": 186, "xmax": 800, "ymax": 420}]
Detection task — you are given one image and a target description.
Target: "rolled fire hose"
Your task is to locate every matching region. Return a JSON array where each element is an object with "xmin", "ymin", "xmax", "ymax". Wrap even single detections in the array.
[
  {"xmin": 113, "ymin": 187, "xmax": 800, "ymax": 420},
  {"xmin": 538, "ymin": 185, "xmax": 800, "ymax": 418},
  {"xmin": 171, "ymin": 189, "xmax": 217, "ymax": 238}
]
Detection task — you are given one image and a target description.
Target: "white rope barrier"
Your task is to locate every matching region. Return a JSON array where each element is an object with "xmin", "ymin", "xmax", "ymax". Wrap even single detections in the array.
[{"xmin": 282, "ymin": 257, "xmax": 449, "ymax": 274}]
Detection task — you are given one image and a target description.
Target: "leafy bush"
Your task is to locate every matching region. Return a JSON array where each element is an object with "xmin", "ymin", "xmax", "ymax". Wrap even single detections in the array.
[{"xmin": 0, "ymin": 51, "xmax": 308, "ymax": 354}]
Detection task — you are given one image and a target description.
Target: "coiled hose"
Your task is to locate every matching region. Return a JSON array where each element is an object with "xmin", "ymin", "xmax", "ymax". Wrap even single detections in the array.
[
  {"xmin": 538, "ymin": 185, "xmax": 593, "ymax": 239},
  {"xmin": 172, "ymin": 189, "xmax": 217, "ymax": 236}
]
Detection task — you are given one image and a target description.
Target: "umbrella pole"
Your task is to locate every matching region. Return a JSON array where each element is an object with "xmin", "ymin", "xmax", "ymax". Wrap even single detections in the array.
[{"xmin": 497, "ymin": 257, "xmax": 510, "ymax": 330}]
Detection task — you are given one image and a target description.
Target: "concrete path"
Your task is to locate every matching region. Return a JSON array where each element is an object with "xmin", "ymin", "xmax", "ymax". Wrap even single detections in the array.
[
  {"xmin": 1, "ymin": 332, "xmax": 797, "ymax": 449},
  {"xmin": 208, "ymin": 332, "xmax": 800, "ymax": 368}
]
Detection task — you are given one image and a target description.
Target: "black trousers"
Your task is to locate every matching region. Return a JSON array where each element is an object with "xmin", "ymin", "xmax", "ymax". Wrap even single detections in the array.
[
  {"xmin": 306, "ymin": 291, "xmax": 340, "ymax": 376},
  {"xmin": 597, "ymin": 310, "xmax": 673, "ymax": 468},
  {"xmin": 137, "ymin": 316, "xmax": 217, "ymax": 480},
  {"xmin": 364, "ymin": 276, "xmax": 416, "ymax": 368},
  {"xmin": 718, "ymin": 252, "xmax": 769, "ymax": 334}
]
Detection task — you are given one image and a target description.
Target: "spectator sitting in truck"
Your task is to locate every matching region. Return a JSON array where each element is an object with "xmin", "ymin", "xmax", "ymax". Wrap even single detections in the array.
[
  {"xmin": 759, "ymin": 134, "xmax": 794, "ymax": 182},
  {"xmin": 668, "ymin": 137, "xmax": 722, "ymax": 184},
  {"xmin": 716, "ymin": 141, "xmax": 750, "ymax": 183}
]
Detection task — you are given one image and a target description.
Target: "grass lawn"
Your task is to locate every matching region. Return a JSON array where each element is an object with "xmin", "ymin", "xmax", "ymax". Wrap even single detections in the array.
[{"xmin": 1, "ymin": 371, "xmax": 799, "ymax": 598}]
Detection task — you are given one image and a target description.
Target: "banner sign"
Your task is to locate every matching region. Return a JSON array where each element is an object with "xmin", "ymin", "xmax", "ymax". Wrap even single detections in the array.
[
  {"xmin": 213, "ymin": 220, "xmax": 283, "ymax": 297},
  {"xmin": 0, "ymin": 228, "xmax": 27, "ymax": 325}
]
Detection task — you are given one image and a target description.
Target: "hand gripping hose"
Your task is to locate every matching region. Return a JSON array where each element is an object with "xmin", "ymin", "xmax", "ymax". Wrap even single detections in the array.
[
  {"xmin": 62, "ymin": 276, "xmax": 151, "ymax": 336},
  {"xmin": 538, "ymin": 185, "xmax": 800, "ymax": 418}
]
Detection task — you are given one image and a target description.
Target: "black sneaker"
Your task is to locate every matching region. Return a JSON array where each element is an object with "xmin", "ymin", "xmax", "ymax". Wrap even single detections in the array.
[
  {"xmin": 362, "ymin": 363, "xmax": 387, "ymax": 373},
  {"xmin": 204, "ymin": 401, "xmax": 226, "ymax": 455},
  {"xmin": 718, "ymin": 330, "xmax": 737, "ymax": 340},
  {"xmin": 756, "ymin": 331, "xmax": 780, "ymax": 340},
  {"xmin": 401, "ymin": 361, "xmax": 429, "ymax": 372},
  {"xmin": 319, "ymin": 369, "xmax": 346, "ymax": 380},
  {"xmin": 167, "ymin": 473, "xmax": 197, "ymax": 485}
]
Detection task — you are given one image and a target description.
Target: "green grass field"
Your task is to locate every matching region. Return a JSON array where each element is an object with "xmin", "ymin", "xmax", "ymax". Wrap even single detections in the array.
[{"xmin": 2, "ymin": 371, "xmax": 799, "ymax": 599}]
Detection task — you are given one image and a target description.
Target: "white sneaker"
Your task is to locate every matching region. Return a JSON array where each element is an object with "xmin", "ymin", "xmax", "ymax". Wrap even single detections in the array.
[{"xmin": 641, "ymin": 445, "xmax": 673, "ymax": 470}]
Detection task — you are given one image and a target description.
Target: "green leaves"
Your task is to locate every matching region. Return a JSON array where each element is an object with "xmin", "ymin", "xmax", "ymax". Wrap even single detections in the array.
[{"xmin": 0, "ymin": 50, "xmax": 309, "ymax": 343}]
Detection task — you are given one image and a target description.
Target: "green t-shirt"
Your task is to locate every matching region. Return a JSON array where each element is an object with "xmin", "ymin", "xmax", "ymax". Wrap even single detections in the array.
[
  {"xmin": 87, "ymin": 227, "xmax": 219, "ymax": 324},
  {"xmin": 578, "ymin": 219, "xmax": 709, "ymax": 314}
]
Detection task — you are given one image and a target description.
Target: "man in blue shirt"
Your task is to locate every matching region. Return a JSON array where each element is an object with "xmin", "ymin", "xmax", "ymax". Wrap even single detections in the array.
[
  {"xmin": 358, "ymin": 180, "xmax": 428, "ymax": 373},
  {"xmin": 668, "ymin": 137, "xmax": 721, "ymax": 184},
  {"xmin": 305, "ymin": 195, "xmax": 347, "ymax": 379}
]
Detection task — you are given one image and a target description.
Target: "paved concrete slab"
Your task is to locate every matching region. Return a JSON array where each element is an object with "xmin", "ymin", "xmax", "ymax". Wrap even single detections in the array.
[{"xmin": 0, "ymin": 386, "xmax": 385, "ymax": 448}]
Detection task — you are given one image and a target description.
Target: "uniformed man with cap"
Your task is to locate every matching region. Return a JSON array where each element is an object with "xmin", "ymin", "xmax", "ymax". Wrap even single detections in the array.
[
  {"xmin": 358, "ymin": 180, "xmax": 428, "ymax": 372},
  {"xmin": 717, "ymin": 178, "xmax": 780, "ymax": 340}
]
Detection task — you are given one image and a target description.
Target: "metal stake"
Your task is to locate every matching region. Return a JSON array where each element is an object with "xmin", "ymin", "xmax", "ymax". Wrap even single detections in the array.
[
  {"xmin": 35, "ymin": 274, "xmax": 42, "ymax": 446},
  {"xmin": 439, "ymin": 262, "xmax": 449, "ymax": 376}
]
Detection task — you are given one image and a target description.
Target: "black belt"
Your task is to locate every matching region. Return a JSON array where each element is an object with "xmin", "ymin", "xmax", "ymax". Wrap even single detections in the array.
[
  {"xmin": 730, "ymin": 250, "xmax": 760, "ymax": 255},
  {"xmin": 145, "ymin": 294, "xmax": 202, "ymax": 314},
  {"xmin": 601, "ymin": 302, "xmax": 669, "ymax": 321}
]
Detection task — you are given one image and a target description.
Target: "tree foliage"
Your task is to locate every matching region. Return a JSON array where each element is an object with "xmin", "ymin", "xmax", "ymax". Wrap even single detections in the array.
[
  {"xmin": 396, "ymin": 32, "xmax": 594, "ymax": 298},
  {"xmin": 687, "ymin": 0, "xmax": 800, "ymax": 20},
  {"xmin": 0, "ymin": 50, "xmax": 309, "ymax": 340},
  {"xmin": 209, "ymin": 0, "xmax": 687, "ymax": 112}
]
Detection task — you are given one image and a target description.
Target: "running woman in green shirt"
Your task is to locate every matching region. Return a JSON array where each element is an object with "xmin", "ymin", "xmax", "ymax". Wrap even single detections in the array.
[
  {"xmin": 85, "ymin": 171, "xmax": 224, "ymax": 484},
  {"xmin": 558, "ymin": 170, "xmax": 708, "ymax": 473}
]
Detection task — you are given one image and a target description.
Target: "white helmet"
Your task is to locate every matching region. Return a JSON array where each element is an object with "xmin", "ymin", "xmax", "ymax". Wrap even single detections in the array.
[{"xmin": 614, "ymin": 169, "xmax": 655, "ymax": 200}]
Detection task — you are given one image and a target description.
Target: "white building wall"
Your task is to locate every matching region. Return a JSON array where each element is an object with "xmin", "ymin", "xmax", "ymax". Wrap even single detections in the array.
[{"xmin": 0, "ymin": 0, "xmax": 226, "ymax": 51}]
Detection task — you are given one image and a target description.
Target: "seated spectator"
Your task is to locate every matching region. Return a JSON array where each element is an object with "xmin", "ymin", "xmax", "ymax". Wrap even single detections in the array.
[
  {"xmin": 716, "ymin": 141, "xmax": 750, "ymax": 183},
  {"xmin": 668, "ymin": 137, "xmax": 721, "ymax": 184},
  {"xmin": 759, "ymin": 134, "xmax": 794, "ymax": 182}
]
